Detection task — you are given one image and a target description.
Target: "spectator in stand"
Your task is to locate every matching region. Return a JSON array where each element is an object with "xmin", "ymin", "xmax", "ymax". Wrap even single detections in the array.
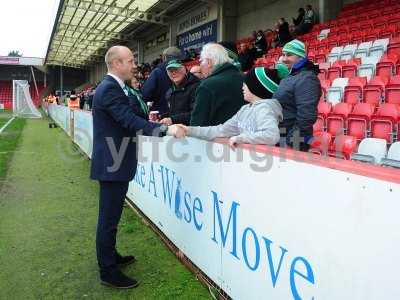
[
  {"xmin": 130, "ymin": 76, "xmax": 141, "ymax": 89},
  {"xmin": 141, "ymin": 46, "xmax": 182, "ymax": 115},
  {"xmin": 219, "ymin": 41, "xmax": 242, "ymax": 70},
  {"xmin": 126, "ymin": 77, "xmax": 149, "ymax": 120},
  {"xmin": 275, "ymin": 18, "xmax": 293, "ymax": 47},
  {"xmin": 190, "ymin": 65, "xmax": 204, "ymax": 79},
  {"xmin": 159, "ymin": 59, "xmax": 200, "ymax": 126},
  {"xmin": 293, "ymin": 8, "xmax": 305, "ymax": 27},
  {"xmin": 253, "ymin": 30, "xmax": 268, "ymax": 58},
  {"xmin": 238, "ymin": 43, "xmax": 255, "ymax": 72},
  {"xmin": 190, "ymin": 43, "xmax": 245, "ymax": 126},
  {"xmin": 183, "ymin": 66, "xmax": 289, "ymax": 147},
  {"xmin": 295, "ymin": 5, "xmax": 315, "ymax": 35},
  {"xmin": 272, "ymin": 39, "xmax": 321, "ymax": 152}
]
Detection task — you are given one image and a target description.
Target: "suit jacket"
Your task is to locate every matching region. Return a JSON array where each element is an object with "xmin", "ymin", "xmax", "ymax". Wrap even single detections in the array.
[{"xmin": 90, "ymin": 75, "xmax": 162, "ymax": 182}]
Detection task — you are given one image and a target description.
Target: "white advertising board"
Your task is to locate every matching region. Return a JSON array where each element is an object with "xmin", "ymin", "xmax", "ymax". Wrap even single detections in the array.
[
  {"xmin": 48, "ymin": 109, "xmax": 400, "ymax": 299},
  {"xmin": 73, "ymin": 110, "xmax": 93, "ymax": 158},
  {"xmin": 48, "ymin": 104, "xmax": 70, "ymax": 134},
  {"xmin": 127, "ymin": 136, "xmax": 400, "ymax": 300}
]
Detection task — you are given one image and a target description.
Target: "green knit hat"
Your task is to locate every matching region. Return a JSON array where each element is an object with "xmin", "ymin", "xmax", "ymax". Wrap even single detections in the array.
[
  {"xmin": 244, "ymin": 67, "xmax": 281, "ymax": 99},
  {"xmin": 282, "ymin": 39, "xmax": 306, "ymax": 58}
]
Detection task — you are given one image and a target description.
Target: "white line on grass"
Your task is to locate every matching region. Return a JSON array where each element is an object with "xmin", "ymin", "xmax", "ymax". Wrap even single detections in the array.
[{"xmin": 0, "ymin": 117, "xmax": 16, "ymax": 135}]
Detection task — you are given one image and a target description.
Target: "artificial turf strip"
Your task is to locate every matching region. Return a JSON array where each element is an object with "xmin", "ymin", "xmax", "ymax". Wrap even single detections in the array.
[{"xmin": 0, "ymin": 117, "xmax": 210, "ymax": 299}]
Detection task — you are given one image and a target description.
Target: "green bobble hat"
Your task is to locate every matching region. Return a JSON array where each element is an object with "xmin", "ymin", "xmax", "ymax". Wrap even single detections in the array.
[
  {"xmin": 244, "ymin": 67, "xmax": 282, "ymax": 99},
  {"xmin": 282, "ymin": 39, "xmax": 306, "ymax": 58}
]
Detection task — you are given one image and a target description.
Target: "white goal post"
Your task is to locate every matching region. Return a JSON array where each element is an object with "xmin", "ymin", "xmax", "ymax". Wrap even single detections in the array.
[{"xmin": 12, "ymin": 80, "xmax": 42, "ymax": 118}]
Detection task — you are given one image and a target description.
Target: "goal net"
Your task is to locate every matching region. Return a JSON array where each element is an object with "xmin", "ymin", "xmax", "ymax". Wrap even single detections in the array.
[{"xmin": 12, "ymin": 80, "xmax": 42, "ymax": 118}]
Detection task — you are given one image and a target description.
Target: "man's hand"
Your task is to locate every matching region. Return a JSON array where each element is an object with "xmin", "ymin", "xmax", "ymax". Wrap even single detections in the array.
[
  {"xmin": 167, "ymin": 124, "xmax": 187, "ymax": 138},
  {"xmin": 160, "ymin": 117, "xmax": 173, "ymax": 125}
]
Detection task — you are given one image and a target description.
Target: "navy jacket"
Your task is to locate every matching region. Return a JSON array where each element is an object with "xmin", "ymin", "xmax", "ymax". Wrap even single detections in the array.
[
  {"xmin": 141, "ymin": 62, "xmax": 171, "ymax": 115},
  {"xmin": 90, "ymin": 75, "xmax": 162, "ymax": 182},
  {"xmin": 273, "ymin": 59, "xmax": 321, "ymax": 140}
]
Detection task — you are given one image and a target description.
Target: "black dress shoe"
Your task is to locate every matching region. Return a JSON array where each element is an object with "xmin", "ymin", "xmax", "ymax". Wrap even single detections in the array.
[
  {"xmin": 116, "ymin": 255, "xmax": 136, "ymax": 267},
  {"xmin": 100, "ymin": 269, "xmax": 139, "ymax": 289}
]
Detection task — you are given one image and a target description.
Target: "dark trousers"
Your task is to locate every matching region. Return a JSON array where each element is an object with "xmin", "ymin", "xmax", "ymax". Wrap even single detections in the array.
[{"xmin": 96, "ymin": 180, "xmax": 129, "ymax": 273}]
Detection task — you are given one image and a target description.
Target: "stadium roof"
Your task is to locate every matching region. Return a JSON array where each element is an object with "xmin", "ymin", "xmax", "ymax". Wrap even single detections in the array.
[{"xmin": 45, "ymin": 0, "xmax": 180, "ymax": 68}]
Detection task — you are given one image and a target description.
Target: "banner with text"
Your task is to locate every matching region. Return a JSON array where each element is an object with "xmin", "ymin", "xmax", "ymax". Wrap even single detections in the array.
[
  {"xmin": 128, "ymin": 136, "xmax": 400, "ymax": 300},
  {"xmin": 47, "ymin": 109, "xmax": 400, "ymax": 299},
  {"xmin": 176, "ymin": 20, "xmax": 217, "ymax": 51}
]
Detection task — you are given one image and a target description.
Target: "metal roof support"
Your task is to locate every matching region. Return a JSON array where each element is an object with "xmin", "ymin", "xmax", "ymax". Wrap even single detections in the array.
[
  {"xmin": 67, "ymin": 0, "xmax": 166, "ymax": 24},
  {"xmin": 45, "ymin": 0, "xmax": 186, "ymax": 68},
  {"xmin": 66, "ymin": 0, "xmax": 138, "ymax": 65},
  {"xmin": 58, "ymin": 0, "xmax": 112, "ymax": 64}
]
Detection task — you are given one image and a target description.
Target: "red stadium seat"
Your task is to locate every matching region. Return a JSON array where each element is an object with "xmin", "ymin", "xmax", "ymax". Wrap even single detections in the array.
[
  {"xmin": 365, "ymin": 28, "xmax": 381, "ymax": 42},
  {"xmin": 384, "ymin": 75, "xmax": 400, "ymax": 104},
  {"xmin": 327, "ymin": 37, "xmax": 339, "ymax": 48},
  {"xmin": 347, "ymin": 103, "xmax": 376, "ymax": 141},
  {"xmin": 388, "ymin": 37, "xmax": 400, "ymax": 57},
  {"xmin": 343, "ymin": 77, "xmax": 367, "ymax": 104},
  {"xmin": 318, "ymin": 101, "xmax": 332, "ymax": 118},
  {"xmin": 328, "ymin": 60, "xmax": 346, "ymax": 81},
  {"xmin": 318, "ymin": 63, "xmax": 330, "ymax": 80},
  {"xmin": 351, "ymin": 31, "xmax": 367, "ymax": 44},
  {"xmin": 309, "ymin": 132, "xmax": 332, "ymax": 155},
  {"xmin": 370, "ymin": 103, "xmax": 400, "ymax": 143},
  {"xmin": 338, "ymin": 36, "xmax": 351, "ymax": 46},
  {"xmin": 308, "ymin": 50, "xmax": 316, "ymax": 62},
  {"xmin": 315, "ymin": 49, "xmax": 329, "ymax": 64},
  {"xmin": 320, "ymin": 79, "xmax": 332, "ymax": 100},
  {"xmin": 363, "ymin": 76, "xmax": 389, "ymax": 105},
  {"xmin": 326, "ymin": 103, "xmax": 353, "ymax": 136},
  {"xmin": 313, "ymin": 118, "xmax": 325, "ymax": 134},
  {"xmin": 360, "ymin": 20, "xmax": 374, "ymax": 32},
  {"xmin": 376, "ymin": 54, "xmax": 399, "ymax": 77},
  {"xmin": 316, "ymin": 41, "xmax": 329, "ymax": 51},
  {"xmin": 342, "ymin": 58, "xmax": 362, "ymax": 79},
  {"xmin": 379, "ymin": 24, "xmax": 397, "ymax": 39},
  {"xmin": 329, "ymin": 135, "xmax": 358, "ymax": 159}
]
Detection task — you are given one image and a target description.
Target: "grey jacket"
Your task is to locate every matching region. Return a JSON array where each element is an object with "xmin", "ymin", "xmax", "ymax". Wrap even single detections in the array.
[{"xmin": 188, "ymin": 99, "xmax": 283, "ymax": 145}]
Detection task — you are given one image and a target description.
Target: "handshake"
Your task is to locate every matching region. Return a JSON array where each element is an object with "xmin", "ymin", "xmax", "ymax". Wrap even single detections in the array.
[{"xmin": 166, "ymin": 124, "xmax": 190, "ymax": 138}]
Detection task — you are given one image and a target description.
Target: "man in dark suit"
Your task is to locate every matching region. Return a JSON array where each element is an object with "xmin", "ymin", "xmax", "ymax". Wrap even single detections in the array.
[{"xmin": 91, "ymin": 45, "xmax": 185, "ymax": 289}]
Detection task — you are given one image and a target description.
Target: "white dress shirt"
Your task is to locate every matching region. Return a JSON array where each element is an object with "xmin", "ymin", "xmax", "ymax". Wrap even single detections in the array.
[{"xmin": 107, "ymin": 72, "xmax": 128, "ymax": 95}]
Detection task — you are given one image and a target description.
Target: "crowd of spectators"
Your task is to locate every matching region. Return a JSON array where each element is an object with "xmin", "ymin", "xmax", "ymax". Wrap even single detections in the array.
[{"xmin": 45, "ymin": 4, "xmax": 321, "ymax": 152}]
